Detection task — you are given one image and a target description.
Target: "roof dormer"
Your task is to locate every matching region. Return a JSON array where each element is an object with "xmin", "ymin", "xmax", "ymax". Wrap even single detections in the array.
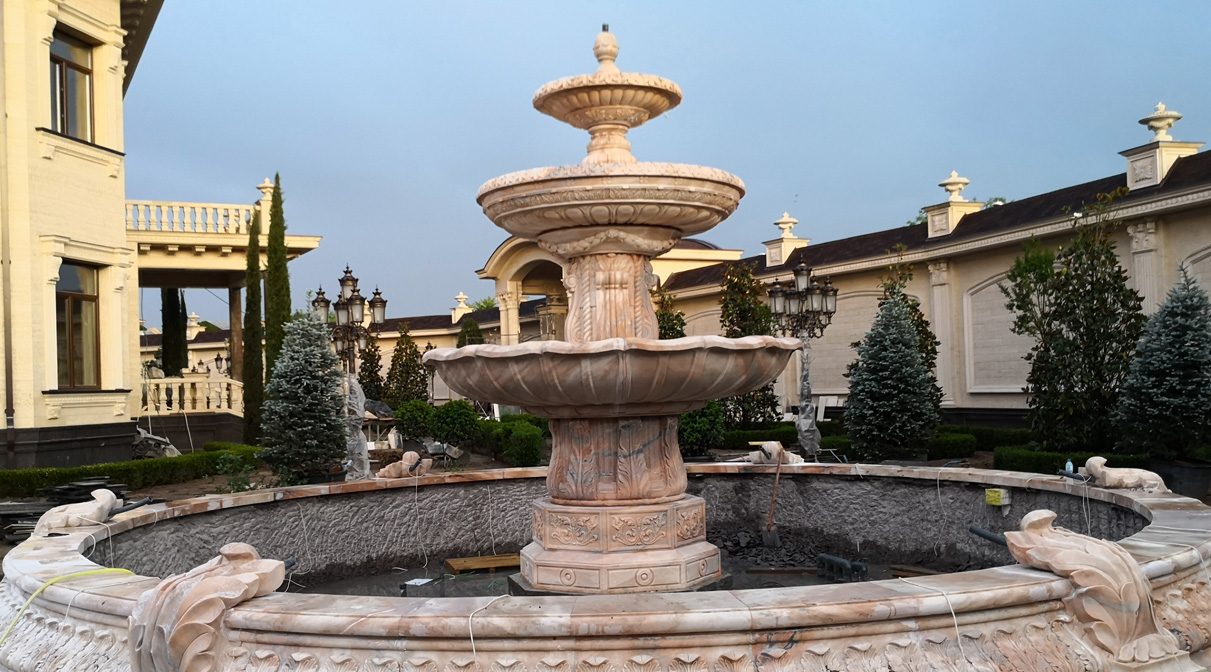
[
  {"xmin": 923, "ymin": 172, "xmax": 983, "ymax": 238},
  {"xmin": 763, "ymin": 212, "xmax": 809, "ymax": 266}
]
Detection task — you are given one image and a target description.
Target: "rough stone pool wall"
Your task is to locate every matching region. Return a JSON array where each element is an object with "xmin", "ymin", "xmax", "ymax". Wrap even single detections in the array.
[{"xmin": 101, "ymin": 474, "xmax": 1146, "ymax": 583}]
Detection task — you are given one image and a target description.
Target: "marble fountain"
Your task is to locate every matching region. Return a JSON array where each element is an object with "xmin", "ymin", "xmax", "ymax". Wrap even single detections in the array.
[{"xmin": 4, "ymin": 29, "xmax": 1211, "ymax": 672}]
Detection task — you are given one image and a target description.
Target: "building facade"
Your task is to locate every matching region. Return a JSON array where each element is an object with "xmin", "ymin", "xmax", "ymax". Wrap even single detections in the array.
[{"xmin": 2, "ymin": 0, "xmax": 318, "ymax": 467}]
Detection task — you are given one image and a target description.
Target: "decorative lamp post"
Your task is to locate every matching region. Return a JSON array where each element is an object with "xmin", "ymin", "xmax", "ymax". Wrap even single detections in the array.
[
  {"xmin": 315, "ymin": 266, "xmax": 387, "ymax": 374},
  {"xmin": 769, "ymin": 263, "xmax": 838, "ymax": 459}
]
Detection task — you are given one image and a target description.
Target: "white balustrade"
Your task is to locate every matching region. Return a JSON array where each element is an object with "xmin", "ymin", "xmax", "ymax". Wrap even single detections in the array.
[
  {"xmin": 140, "ymin": 377, "xmax": 244, "ymax": 417},
  {"xmin": 125, "ymin": 201, "xmax": 257, "ymax": 235}
]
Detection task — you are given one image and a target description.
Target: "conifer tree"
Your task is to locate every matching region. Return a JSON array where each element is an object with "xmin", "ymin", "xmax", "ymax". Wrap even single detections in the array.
[
  {"xmin": 456, "ymin": 318, "xmax": 485, "ymax": 347},
  {"xmin": 718, "ymin": 262, "xmax": 780, "ymax": 429},
  {"xmin": 261, "ymin": 314, "xmax": 345, "ymax": 480},
  {"xmin": 844, "ymin": 285, "xmax": 940, "ymax": 460},
  {"xmin": 264, "ymin": 173, "xmax": 291, "ymax": 380},
  {"xmin": 160, "ymin": 288, "xmax": 187, "ymax": 375},
  {"xmin": 357, "ymin": 338, "xmax": 386, "ymax": 402},
  {"xmin": 242, "ymin": 211, "xmax": 265, "ymax": 445},
  {"xmin": 383, "ymin": 325, "xmax": 428, "ymax": 407},
  {"xmin": 871, "ymin": 246, "xmax": 942, "ymax": 414},
  {"xmin": 1001, "ymin": 189, "xmax": 1145, "ymax": 452},
  {"xmin": 1115, "ymin": 266, "xmax": 1211, "ymax": 460},
  {"xmin": 653, "ymin": 286, "xmax": 687, "ymax": 340}
]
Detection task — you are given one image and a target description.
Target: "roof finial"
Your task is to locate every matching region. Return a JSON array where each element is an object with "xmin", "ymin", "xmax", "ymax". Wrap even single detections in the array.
[
  {"xmin": 773, "ymin": 212, "xmax": 798, "ymax": 239},
  {"xmin": 1140, "ymin": 102, "xmax": 1183, "ymax": 141},
  {"xmin": 593, "ymin": 26, "xmax": 620, "ymax": 75},
  {"xmin": 939, "ymin": 170, "xmax": 970, "ymax": 203}
]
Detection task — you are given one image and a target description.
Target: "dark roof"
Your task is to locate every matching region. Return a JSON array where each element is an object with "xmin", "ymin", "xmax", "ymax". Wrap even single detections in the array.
[
  {"xmin": 140, "ymin": 328, "xmax": 231, "ymax": 348},
  {"xmin": 664, "ymin": 150, "xmax": 1211, "ymax": 292},
  {"xmin": 674, "ymin": 238, "xmax": 721, "ymax": 251},
  {"xmin": 380, "ymin": 298, "xmax": 543, "ymax": 334}
]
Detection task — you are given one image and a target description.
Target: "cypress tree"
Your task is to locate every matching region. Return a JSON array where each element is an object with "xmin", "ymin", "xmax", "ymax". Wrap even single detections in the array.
[
  {"xmin": 718, "ymin": 262, "xmax": 780, "ymax": 429},
  {"xmin": 844, "ymin": 285, "xmax": 941, "ymax": 460},
  {"xmin": 243, "ymin": 211, "xmax": 265, "ymax": 445},
  {"xmin": 456, "ymin": 318, "xmax": 485, "ymax": 347},
  {"xmin": 383, "ymin": 325, "xmax": 429, "ymax": 408},
  {"xmin": 260, "ymin": 314, "xmax": 345, "ymax": 480},
  {"xmin": 357, "ymin": 338, "xmax": 386, "ymax": 402},
  {"xmin": 264, "ymin": 173, "xmax": 291, "ymax": 380},
  {"xmin": 1115, "ymin": 266, "xmax": 1211, "ymax": 460},
  {"xmin": 160, "ymin": 288, "xmax": 187, "ymax": 375}
]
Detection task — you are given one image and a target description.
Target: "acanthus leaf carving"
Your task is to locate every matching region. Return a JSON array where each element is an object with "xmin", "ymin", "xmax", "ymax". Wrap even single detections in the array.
[
  {"xmin": 128, "ymin": 542, "xmax": 285, "ymax": 672},
  {"xmin": 610, "ymin": 512, "xmax": 667, "ymax": 546},
  {"xmin": 1005, "ymin": 509, "xmax": 1186, "ymax": 666}
]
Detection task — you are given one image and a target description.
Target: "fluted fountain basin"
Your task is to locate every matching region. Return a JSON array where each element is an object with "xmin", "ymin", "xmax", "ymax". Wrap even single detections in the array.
[
  {"xmin": 476, "ymin": 163, "xmax": 746, "ymax": 244},
  {"xmin": 423, "ymin": 335, "xmax": 799, "ymax": 418},
  {"xmin": 533, "ymin": 72, "xmax": 683, "ymax": 128}
]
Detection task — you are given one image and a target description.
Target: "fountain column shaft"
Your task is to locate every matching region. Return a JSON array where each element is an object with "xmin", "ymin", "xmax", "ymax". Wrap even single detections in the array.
[
  {"xmin": 548, "ymin": 416, "xmax": 688, "ymax": 505},
  {"xmin": 564, "ymin": 252, "xmax": 659, "ymax": 342}
]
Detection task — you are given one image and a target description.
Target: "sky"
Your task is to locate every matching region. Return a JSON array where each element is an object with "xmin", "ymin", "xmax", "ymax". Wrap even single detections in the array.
[{"xmin": 125, "ymin": 1, "xmax": 1211, "ymax": 328}]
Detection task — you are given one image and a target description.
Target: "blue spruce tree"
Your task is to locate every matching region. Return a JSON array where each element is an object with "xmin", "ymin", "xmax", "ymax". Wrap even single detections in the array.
[
  {"xmin": 844, "ymin": 285, "xmax": 940, "ymax": 460},
  {"xmin": 1115, "ymin": 266, "xmax": 1211, "ymax": 460},
  {"xmin": 260, "ymin": 314, "xmax": 346, "ymax": 480}
]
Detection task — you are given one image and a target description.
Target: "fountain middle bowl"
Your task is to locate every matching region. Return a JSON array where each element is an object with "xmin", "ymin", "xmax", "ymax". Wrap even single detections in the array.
[
  {"xmin": 476, "ymin": 162, "xmax": 746, "ymax": 242},
  {"xmin": 423, "ymin": 335, "xmax": 800, "ymax": 418}
]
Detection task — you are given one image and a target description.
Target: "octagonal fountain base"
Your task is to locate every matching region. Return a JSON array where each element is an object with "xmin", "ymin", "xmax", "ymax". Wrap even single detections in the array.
[{"xmin": 522, "ymin": 495, "xmax": 720, "ymax": 593}]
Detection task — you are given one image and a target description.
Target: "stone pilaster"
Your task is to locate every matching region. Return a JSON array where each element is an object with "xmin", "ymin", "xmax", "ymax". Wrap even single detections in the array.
[
  {"xmin": 928, "ymin": 260, "xmax": 955, "ymax": 405},
  {"xmin": 1127, "ymin": 220, "xmax": 1162, "ymax": 314}
]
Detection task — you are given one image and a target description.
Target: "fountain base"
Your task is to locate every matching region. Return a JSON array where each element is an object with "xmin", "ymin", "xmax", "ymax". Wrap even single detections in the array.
[{"xmin": 522, "ymin": 495, "xmax": 722, "ymax": 593}]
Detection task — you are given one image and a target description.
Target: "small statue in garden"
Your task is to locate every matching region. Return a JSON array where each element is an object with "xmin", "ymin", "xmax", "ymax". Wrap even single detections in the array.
[
  {"xmin": 345, "ymin": 374, "xmax": 372, "ymax": 481},
  {"xmin": 1085, "ymin": 456, "xmax": 1169, "ymax": 493},
  {"xmin": 375, "ymin": 450, "xmax": 432, "ymax": 478},
  {"xmin": 35, "ymin": 489, "xmax": 118, "ymax": 534}
]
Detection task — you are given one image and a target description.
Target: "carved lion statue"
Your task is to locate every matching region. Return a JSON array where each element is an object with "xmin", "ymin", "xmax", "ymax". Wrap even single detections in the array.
[
  {"xmin": 34, "ymin": 489, "xmax": 118, "ymax": 534},
  {"xmin": 1085, "ymin": 456, "xmax": 1168, "ymax": 493},
  {"xmin": 376, "ymin": 451, "xmax": 433, "ymax": 479}
]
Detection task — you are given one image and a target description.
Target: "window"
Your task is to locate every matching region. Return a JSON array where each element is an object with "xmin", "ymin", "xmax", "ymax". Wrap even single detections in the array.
[
  {"xmin": 49, "ymin": 30, "xmax": 92, "ymax": 142},
  {"xmin": 56, "ymin": 263, "xmax": 99, "ymax": 389}
]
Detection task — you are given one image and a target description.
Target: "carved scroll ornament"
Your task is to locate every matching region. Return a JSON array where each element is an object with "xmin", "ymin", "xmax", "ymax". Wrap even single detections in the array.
[
  {"xmin": 1005, "ymin": 510, "xmax": 1187, "ymax": 666},
  {"xmin": 34, "ymin": 489, "xmax": 117, "ymax": 535},
  {"xmin": 129, "ymin": 542, "xmax": 285, "ymax": 672},
  {"xmin": 1085, "ymin": 456, "xmax": 1169, "ymax": 493}
]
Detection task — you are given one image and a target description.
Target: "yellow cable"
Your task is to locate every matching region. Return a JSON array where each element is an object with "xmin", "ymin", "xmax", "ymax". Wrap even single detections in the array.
[{"xmin": 0, "ymin": 567, "xmax": 134, "ymax": 650}]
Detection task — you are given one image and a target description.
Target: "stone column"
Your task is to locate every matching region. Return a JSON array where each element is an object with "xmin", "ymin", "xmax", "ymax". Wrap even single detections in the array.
[
  {"xmin": 928, "ymin": 261, "xmax": 954, "ymax": 405},
  {"xmin": 228, "ymin": 286, "xmax": 243, "ymax": 381},
  {"xmin": 1127, "ymin": 220, "xmax": 1161, "ymax": 314},
  {"xmin": 495, "ymin": 286, "xmax": 522, "ymax": 345}
]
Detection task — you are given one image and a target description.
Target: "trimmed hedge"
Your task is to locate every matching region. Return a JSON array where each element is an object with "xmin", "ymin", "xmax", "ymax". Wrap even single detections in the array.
[
  {"xmin": 721, "ymin": 424, "xmax": 799, "ymax": 451},
  {"xmin": 938, "ymin": 424, "xmax": 1033, "ymax": 452},
  {"xmin": 993, "ymin": 446, "xmax": 1150, "ymax": 474},
  {"xmin": 928, "ymin": 433, "xmax": 978, "ymax": 460},
  {"xmin": 817, "ymin": 420, "xmax": 845, "ymax": 437},
  {"xmin": 0, "ymin": 446, "xmax": 261, "ymax": 499},
  {"xmin": 820, "ymin": 435, "xmax": 856, "ymax": 461}
]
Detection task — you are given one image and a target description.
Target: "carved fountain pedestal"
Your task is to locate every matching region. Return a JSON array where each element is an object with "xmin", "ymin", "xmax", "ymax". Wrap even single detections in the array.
[{"xmin": 425, "ymin": 29, "xmax": 799, "ymax": 593}]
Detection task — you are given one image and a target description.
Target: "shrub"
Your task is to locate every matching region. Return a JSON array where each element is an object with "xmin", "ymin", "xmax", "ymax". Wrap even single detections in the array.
[
  {"xmin": 395, "ymin": 400, "xmax": 434, "ymax": 442},
  {"xmin": 0, "ymin": 447, "xmax": 260, "ymax": 499},
  {"xmin": 203, "ymin": 441, "xmax": 261, "ymax": 452},
  {"xmin": 721, "ymin": 424, "xmax": 799, "ymax": 451},
  {"xmin": 820, "ymin": 435, "xmax": 857, "ymax": 461},
  {"xmin": 430, "ymin": 400, "xmax": 479, "ymax": 447},
  {"xmin": 501, "ymin": 422, "xmax": 544, "ymax": 467},
  {"xmin": 928, "ymin": 433, "xmax": 978, "ymax": 460},
  {"xmin": 992, "ymin": 446, "xmax": 1150, "ymax": 474},
  {"xmin": 937, "ymin": 425, "xmax": 1033, "ymax": 452},
  {"xmin": 679, "ymin": 401, "xmax": 725, "ymax": 458},
  {"xmin": 817, "ymin": 420, "xmax": 845, "ymax": 437},
  {"xmin": 500, "ymin": 413, "xmax": 550, "ymax": 437}
]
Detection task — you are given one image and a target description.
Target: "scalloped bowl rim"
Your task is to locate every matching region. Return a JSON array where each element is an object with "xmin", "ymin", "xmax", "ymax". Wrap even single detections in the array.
[
  {"xmin": 477, "ymin": 163, "xmax": 747, "ymax": 202},
  {"xmin": 423, "ymin": 335, "xmax": 801, "ymax": 364}
]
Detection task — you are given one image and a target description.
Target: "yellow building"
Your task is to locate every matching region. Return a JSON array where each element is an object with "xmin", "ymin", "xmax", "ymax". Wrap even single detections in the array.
[{"xmin": 1, "ymin": 0, "xmax": 318, "ymax": 466}]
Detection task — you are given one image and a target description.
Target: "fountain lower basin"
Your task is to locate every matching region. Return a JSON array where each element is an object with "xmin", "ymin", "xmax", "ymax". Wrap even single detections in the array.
[{"xmin": 423, "ymin": 335, "xmax": 799, "ymax": 418}]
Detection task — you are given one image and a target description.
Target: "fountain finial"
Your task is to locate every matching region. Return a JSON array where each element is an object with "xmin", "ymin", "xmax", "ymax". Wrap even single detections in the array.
[{"xmin": 594, "ymin": 26, "xmax": 620, "ymax": 75}]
